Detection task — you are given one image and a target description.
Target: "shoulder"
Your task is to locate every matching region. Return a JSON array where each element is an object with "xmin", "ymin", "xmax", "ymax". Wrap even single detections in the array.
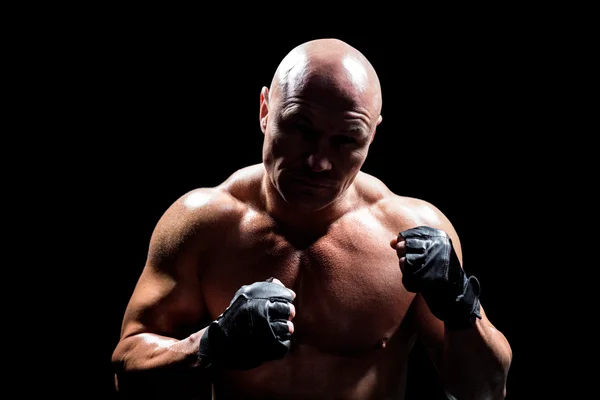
[
  {"xmin": 148, "ymin": 187, "xmax": 243, "ymax": 256},
  {"xmin": 159, "ymin": 164, "xmax": 264, "ymax": 228},
  {"xmin": 217, "ymin": 163, "xmax": 265, "ymax": 204},
  {"xmin": 149, "ymin": 165, "xmax": 264, "ymax": 255},
  {"xmin": 355, "ymin": 171, "xmax": 456, "ymax": 236}
]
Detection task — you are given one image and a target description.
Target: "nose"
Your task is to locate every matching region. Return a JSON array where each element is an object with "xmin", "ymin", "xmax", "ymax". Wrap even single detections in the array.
[{"xmin": 306, "ymin": 153, "xmax": 332, "ymax": 172}]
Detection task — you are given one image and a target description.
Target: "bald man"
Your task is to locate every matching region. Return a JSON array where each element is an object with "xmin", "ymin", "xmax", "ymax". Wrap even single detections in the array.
[{"xmin": 111, "ymin": 38, "xmax": 512, "ymax": 399}]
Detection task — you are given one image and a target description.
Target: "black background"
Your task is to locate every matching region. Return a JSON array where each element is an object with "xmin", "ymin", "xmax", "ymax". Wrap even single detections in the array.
[{"xmin": 52, "ymin": 14, "xmax": 553, "ymax": 399}]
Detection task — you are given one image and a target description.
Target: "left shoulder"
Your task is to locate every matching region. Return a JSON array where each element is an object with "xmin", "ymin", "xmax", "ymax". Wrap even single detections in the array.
[{"xmin": 356, "ymin": 171, "xmax": 461, "ymax": 248}]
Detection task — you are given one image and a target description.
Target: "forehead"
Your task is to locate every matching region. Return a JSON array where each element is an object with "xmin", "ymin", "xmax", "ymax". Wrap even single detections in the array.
[
  {"xmin": 271, "ymin": 47, "xmax": 381, "ymax": 128},
  {"xmin": 276, "ymin": 70, "xmax": 374, "ymax": 120},
  {"xmin": 277, "ymin": 98, "xmax": 372, "ymax": 138}
]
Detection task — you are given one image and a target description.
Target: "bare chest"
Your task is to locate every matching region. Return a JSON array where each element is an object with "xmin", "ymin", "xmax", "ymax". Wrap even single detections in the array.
[{"xmin": 202, "ymin": 210, "xmax": 414, "ymax": 353}]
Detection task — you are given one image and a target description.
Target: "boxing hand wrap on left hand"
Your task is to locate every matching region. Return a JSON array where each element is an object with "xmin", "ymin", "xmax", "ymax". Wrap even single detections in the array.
[
  {"xmin": 198, "ymin": 280, "xmax": 294, "ymax": 370},
  {"xmin": 398, "ymin": 226, "xmax": 482, "ymax": 330}
]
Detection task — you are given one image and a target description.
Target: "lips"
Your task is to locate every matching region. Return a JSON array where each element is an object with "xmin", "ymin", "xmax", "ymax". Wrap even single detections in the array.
[{"xmin": 288, "ymin": 175, "xmax": 335, "ymax": 189}]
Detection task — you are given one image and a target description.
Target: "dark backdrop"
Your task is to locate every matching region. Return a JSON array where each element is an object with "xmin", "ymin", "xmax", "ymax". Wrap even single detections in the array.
[{"xmin": 74, "ymin": 23, "xmax": 532, "ymax": 399}]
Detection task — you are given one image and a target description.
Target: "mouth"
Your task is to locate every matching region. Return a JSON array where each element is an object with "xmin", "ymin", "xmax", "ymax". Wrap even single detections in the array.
[{"xmin": 288, "ymin": 175, "xmax": 335, "ymax": 189}]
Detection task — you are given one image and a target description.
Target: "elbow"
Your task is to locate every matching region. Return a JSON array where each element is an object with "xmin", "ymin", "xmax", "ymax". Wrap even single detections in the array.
[
  {"xmin": 111, "ymin": 343, "xmax": 129, "ymax": 394},
  {"xmin": 111, "ymin": 342, "xmax": 128, "ymax": 374},
  {"xmin": 484, "ymin": 358, "xmax": 512, "ymax": 400},
  {"xmin": 111, "ymin": 346, "xmax": 128, "ymax": 393},
  {"xmin": 495, "ymin": 342, "xmax": 513, "ymax": 399},
  {"xmin": 111, "ymin": 336, "xmax": 140, "ymax": 384},
  {"xmin": 490, "ymin": 373, "xmax": 509, "ymax": 400},
  {"xmin": 445, "ymin": 368, "xmax": 510, "ymax": 400}
]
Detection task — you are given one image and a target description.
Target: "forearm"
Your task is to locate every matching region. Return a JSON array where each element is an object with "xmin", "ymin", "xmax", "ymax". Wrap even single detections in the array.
[
  {"xmin": 112, "ymin": 328, "xmax": 211, "ymax": 398},
  {"xmin": 442, "ymin": 316, "xmax": 512, "ymax": 400}
]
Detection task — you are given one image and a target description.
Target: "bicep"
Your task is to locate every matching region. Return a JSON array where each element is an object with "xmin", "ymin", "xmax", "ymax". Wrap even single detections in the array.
[
  {"xmin": 119, "ymin": 193, "xmax": 223, "ymax": 340},
  {"xmin": 120, "ymin": 254, "xmax": 207, "ymax": 340}
]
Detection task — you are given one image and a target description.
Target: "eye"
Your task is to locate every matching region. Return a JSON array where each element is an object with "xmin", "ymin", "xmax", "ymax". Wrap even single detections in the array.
[
  {"xmin": 294, "ymin": 123, "xmax": 320, "ymax": 140},
  {"xmin": 332, "ymin": 135, "xmax": 356, "ymax": 146},
  {"xmin": 280, "ymin": 117, "xmax": 315, "ymax": 136},
  {"xmin": 296, "ymin": 124, "xmax": 314, "ymax": 134}
]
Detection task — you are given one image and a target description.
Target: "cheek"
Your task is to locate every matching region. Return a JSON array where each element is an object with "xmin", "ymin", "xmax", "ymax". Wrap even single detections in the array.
[
  {"xmin": 271, "ymin": 132, "xmax": 304, "ymax": 158},
  {"xmin": 263, "ymin": 132, "xmax": 303, "ymax": 172},
  {"xmin": 341, "ymin": 147, "xmax": 369, "ymax": 170}
]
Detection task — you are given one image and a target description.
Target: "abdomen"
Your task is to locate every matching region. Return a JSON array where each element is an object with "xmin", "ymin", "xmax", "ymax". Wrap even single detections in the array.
[{"xmin": 213, "ymin": 336, "xmax": 413, "ymax": 400}]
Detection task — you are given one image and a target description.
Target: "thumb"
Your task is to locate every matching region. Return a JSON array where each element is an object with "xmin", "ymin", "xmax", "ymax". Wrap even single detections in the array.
[{"xmin": 266, "ymin": 277, "xmax": 296, "ymax": 299}]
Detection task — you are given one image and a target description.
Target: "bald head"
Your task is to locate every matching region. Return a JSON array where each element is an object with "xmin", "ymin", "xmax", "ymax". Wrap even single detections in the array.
[
  {"xmin": 269, "ymin": 38, "xmax": 382, "ymax": 120},
  {"xmin": 259, "ymin": 39, "xmax": 384, "ymax": 212}
]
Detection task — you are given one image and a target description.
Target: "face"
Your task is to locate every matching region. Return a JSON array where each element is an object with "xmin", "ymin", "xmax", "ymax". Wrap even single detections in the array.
[{"xmin": 260, "ymin": 74, "xmax": 380, "ymax": 212}]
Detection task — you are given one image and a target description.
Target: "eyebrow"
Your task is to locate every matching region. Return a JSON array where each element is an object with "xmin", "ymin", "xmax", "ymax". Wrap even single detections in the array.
[
  {"xmin": 293, "ymin": 113, "xmax": 313, "ymax": 125},
  {"xmin": 283, "ymin": 109, "xmax": 368, "ymax": 136},
  {"xmin": 345, "ymin": 126, "xmax": 366, "ymax": 133},
  {"xmin": 342, "ymin": 126, "xmax": 369, "ymax": 137}
]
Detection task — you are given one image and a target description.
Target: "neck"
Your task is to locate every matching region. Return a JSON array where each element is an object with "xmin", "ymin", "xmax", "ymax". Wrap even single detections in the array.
[{"xmin": 260, "ymin": 172, "xmax": 356, "ymax": 232}]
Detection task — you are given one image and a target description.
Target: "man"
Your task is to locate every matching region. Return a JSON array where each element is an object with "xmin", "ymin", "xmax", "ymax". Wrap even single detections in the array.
[{"xmin": 111, "ymin": 38, "xmax": 512, "ymax": 399}]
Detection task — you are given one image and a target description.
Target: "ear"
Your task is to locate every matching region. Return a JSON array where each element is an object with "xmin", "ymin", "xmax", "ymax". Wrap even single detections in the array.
[
  {"xmin": 259, "ymin": 86, "xmax": 270, "ymax": 134},
  {"xmin": 370, "ymin": 114, "xmax": 383, "ymax": 143}
]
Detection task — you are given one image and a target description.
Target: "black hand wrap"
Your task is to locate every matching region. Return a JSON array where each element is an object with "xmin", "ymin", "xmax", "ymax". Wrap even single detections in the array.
[
  {"xmin": 399, "ymin": 226, "xmax": 482, "ymax": 330},
  {"xmin": 198, "ymin": 280, "xmax": 294, "ymax": 370}
]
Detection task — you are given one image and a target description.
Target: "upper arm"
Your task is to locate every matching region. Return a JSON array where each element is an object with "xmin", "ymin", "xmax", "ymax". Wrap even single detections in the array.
[{"xmin": 119, "ymin": 188, "xmax": 241, "ymax": 340}]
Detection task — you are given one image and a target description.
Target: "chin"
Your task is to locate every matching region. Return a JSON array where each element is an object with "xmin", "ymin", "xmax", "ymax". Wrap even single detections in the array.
[{"xmin": 274, "ymin": 173, "xmax": 340, "ymax": 213}]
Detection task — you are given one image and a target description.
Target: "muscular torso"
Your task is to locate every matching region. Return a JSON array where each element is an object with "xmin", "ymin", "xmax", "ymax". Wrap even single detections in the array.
[{"xmin": 201, "ymin": 186, "xmax": 420, "ymax": 399}]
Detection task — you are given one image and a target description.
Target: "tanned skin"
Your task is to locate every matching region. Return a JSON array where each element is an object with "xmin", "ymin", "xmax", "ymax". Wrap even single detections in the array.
[{"xmin": 112, "ymin": 38, "xmax": 512, "ymax": 400}]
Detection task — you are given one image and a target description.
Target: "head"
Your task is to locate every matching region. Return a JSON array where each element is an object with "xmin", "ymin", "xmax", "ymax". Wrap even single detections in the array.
[{"xmin": 260, "ymin": 38, "xmax": 383, "ymax": 212}]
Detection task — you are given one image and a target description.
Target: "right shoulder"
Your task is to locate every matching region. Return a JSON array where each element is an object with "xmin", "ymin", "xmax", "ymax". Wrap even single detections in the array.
[
  {"xmin": 148, "ymin": 187, "xmax": 245, "ymax": 258},
  {"xmin": 148, "ymin": 164, "xmax": 264, "ymax": 258}
]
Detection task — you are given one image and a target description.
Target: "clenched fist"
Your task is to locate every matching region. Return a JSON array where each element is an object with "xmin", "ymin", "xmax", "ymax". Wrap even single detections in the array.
[
  {"xmin": 199, "ymin": 277, "xmax": 296, "ymax": 369},
  {"xmin": 391, "ymin": 226, "xmax": 481, "ymax": 330}
]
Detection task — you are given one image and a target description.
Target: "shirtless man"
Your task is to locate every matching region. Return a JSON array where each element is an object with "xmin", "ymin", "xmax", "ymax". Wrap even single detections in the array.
[{"xmin": 111, "ymin": 38, "xmax": 513, "ymax": 399}]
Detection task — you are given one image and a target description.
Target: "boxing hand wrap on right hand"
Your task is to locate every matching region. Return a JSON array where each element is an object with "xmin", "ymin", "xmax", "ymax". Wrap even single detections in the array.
[
  {"xmin": 399, "ymin": 226, "xmax": 482, "ymax": 331},
  {"xmin": 198, "ymin": 279, "xmax": 294, "ymax": 370}
]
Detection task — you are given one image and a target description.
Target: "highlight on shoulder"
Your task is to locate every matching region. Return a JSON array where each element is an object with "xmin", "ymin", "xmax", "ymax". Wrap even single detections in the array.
[
  {"xmin": 370, "ymin": 187, "xmax": 449, "ymax": 234},
  {"xmin": 354, "ymin": 170, "xmax": 394, "ymax": 204},
  {"xmin": 178, "ymin": 187, "xmax": 239, "ymax": 214},
  {"xmin": 147, "ymin": 186, "xmax": 246, "ymax": 260},
  {"xmin": 179, "ymin": 164, "xmax": 264, "ymax": 212}
]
